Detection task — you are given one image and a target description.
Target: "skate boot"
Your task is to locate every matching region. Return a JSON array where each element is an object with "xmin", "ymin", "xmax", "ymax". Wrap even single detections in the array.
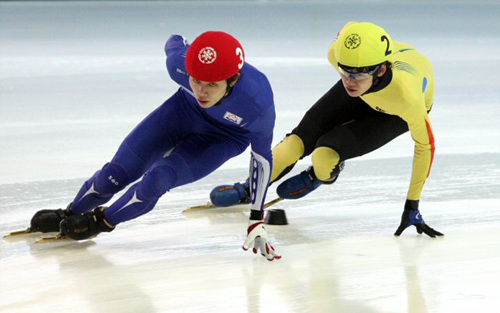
[
  {"xmin": 276, "ymin": 162, "xmax": 344, "ymax": 200},
  {"xmin": 59, "ymin": 206, "xmax": 115, "ymax": 240},
  {"xmin": 30, "ymin": 203, "xmax": 73, "ymax": 233},
  {"xmin": 276, "ymin": 166, "xmax": 322, "ymax": 199},
  {"xmin": 210, "ymin": 179, "xmax": 251, "ymax": 207}
]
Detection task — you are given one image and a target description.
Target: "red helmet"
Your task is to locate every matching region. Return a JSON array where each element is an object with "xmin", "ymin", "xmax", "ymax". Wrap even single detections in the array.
[{"xmin": 186, "ymin": 31, "xmax": 245, "ymax": 82}]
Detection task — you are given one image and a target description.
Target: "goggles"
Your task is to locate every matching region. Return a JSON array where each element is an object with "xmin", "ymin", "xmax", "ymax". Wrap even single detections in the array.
[{"xmin": 338, "ymin": 64, "xmax": 381, "ymax": 81}]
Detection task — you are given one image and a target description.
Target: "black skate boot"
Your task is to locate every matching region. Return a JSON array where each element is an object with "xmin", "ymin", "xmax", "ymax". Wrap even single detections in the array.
[
  {"xmin": 59, "ymin": 206, "xmax": 115, "ymax": 240},
  {"xmin": 30, "ymin": 203, "xmax": 73, "ymax": 233}
]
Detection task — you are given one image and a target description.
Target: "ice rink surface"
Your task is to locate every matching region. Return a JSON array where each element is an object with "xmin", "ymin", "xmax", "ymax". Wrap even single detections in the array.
[{"xmin": 1, "ymin": 1, "xmax": 499, "ymax": 312}]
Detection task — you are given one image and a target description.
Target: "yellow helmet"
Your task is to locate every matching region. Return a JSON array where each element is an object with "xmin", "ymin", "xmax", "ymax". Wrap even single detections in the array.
[{"xmin": 330, "ymin": 22, "xmax": 393, "ymax": 68}]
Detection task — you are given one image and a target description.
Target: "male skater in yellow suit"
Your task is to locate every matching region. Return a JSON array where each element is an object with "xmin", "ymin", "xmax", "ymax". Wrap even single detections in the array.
[{"xmin": 211, "ymin": 22, "xmax": 443, "ymax": 238}]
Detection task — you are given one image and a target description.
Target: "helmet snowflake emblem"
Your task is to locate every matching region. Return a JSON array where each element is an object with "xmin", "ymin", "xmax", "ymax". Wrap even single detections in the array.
[
  {"xmin": 344, "ymin": 33, "xmax": 361, "ymax": 50},
  {"xmin": 198, "ymin": 47, "xmax": 217, "ymax": 64}
]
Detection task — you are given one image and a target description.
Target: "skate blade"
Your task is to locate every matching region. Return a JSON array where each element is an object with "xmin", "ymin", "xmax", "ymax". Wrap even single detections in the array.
[
  {"xmin": 3, "ymin": 228, "xmax": 32, "ymax": 237},
  {"xmin": 182, "ymin": 197, "xmax": 283, "ymax": 213},
  {"xmin": 36, "ymin": 233, "xmax": 70, "ymax": 243},
  {"xmin": 182, "ymin": 202, "xmax": 254, "ymax": 213},
  {"xmin": 182, "ymin": 202, "xmax": 217, "ymax": 213},
  {"xmin": 264, "ymin": 197, "xmax": 284, "ymax": 208}
]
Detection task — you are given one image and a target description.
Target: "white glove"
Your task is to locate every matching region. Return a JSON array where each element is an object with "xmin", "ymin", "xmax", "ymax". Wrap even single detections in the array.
[{"xmin": 242, "ymin": 219, "xmax": 281, "ymax": 261}]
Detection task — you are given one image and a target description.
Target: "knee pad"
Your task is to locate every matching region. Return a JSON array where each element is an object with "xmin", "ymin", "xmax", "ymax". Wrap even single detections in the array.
[
  {"xmin": 138, "ymin": 165, "xmax": 177, "ymax": 199},
  {"xmin": 311, "ymin": 147, "xmax": 341, "ymax": 182},
  {"xmin": 271, "ymin": 134, "xmax": 305, "ymax": 182},
  {"xmin": 94, "ymin": 163, "xmax": 130, "ymax": 195}
]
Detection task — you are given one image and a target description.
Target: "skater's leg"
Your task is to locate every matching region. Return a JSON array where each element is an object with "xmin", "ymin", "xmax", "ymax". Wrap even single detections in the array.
[
  {"xmin": 71, "ymin": 92, "xmax": 189, "ymax": 214},
  {"xmin": 104, "ymin": 133, "xmax": 247, "ymax": 225},
  {"xmin": 30, "ymin": 92, "xmax": 188, "ymax": 232}
]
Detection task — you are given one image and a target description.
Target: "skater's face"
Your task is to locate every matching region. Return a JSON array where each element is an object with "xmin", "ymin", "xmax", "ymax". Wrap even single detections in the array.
[
  {"xmin": 340, "ymin": 64, "xmax": 386, "ymax": 97},
  {"xmin": 189, "ymin": 76, "xmax": 238, "ymax": 108}
]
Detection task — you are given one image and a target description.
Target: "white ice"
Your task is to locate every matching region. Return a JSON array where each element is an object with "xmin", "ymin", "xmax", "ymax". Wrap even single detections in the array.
[{"xmin": 1, "ymin": 1, "xmax": 499, "ymax": 313}]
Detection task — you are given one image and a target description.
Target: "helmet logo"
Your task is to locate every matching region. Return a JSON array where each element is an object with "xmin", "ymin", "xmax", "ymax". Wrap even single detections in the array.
[
  {"xmin": 344, "ymin": 33, "xmax": 361, "ymax": 50},
  {"xmin": 198, "ymin": 47, "xmax": 217, "ymax": 64}
]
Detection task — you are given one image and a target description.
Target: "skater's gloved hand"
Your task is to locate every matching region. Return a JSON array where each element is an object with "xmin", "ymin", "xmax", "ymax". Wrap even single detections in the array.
[
  {"xmin": 243, "ymin": 211, "xmax": 281, "ymax": 261},
  {"xmin": 394, "ymin": 200, "xmax": 444, "ymax": 238}
]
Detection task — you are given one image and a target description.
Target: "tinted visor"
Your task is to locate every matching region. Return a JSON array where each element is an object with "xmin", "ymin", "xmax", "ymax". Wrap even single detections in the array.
[{"xmin": 338, "ymin": 64, "xmax": 381, "ymax": 81}]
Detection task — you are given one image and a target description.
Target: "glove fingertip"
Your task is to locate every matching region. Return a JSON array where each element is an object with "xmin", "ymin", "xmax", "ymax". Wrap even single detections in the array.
[
  {"xmin": 429, "ymin": 227, "xmax": 444, "ymax": 237},
  {"xmin": 394, "ymin": 225, "xmax": 406, "ymax": 236},
  {"xmin": 423, "ymin": 230, "xmax": 436, "ymax": 238}
]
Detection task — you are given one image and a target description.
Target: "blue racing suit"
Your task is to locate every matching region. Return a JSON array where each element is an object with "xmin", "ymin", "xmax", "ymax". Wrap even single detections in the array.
[{"xmin": 70, "ymin": 35, "xmax": 275, "ymax": 225}]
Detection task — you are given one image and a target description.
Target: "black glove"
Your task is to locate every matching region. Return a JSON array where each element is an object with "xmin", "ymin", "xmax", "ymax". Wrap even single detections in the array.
[
  {"xmin": 394, "ymin": 200, "xmax": 444, "ymax": 238},
  {"xmin": 59, "ymin": 207, "xmax": 115, "ymax": 240}
]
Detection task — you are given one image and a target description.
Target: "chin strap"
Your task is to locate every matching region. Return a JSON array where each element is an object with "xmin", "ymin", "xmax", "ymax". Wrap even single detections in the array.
[
  {"xmin": 213, "ymin": 74, "xmax": 239, "ymax": 106},
  {"xmin": 364, "ymin": 62, "xmax": 392, "ymax": 95}
]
